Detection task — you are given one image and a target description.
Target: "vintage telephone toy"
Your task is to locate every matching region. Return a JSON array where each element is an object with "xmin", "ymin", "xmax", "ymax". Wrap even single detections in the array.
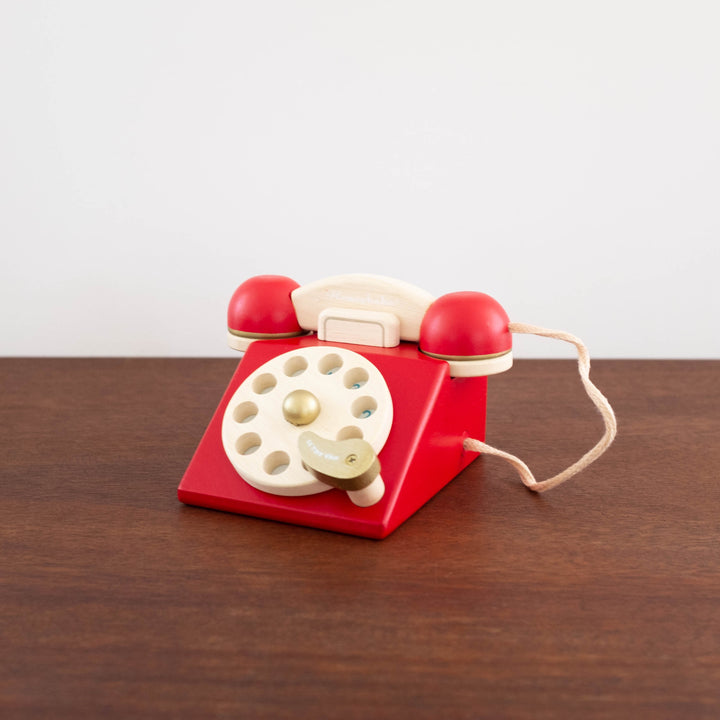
[{"xmin": 178, "ymin": 274, "xmax": 616, "ymax": 538}]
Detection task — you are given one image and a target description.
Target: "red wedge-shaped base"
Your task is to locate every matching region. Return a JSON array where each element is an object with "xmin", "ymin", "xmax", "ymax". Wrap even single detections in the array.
[{"xmin": 178, "ymin": 336, "xmax": 487, "ymax": 538}]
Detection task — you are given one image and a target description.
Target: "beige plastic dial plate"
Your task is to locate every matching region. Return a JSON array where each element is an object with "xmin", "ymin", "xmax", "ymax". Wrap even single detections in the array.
[{"xmin": 221, "ymin": 346, "xmax": 394, "ymax": 496}]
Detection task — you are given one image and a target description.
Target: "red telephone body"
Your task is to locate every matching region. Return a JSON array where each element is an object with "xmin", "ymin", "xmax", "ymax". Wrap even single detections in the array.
[{"xmin": 178, "ymin": 274, "xmax": 512, "ymax": 539}]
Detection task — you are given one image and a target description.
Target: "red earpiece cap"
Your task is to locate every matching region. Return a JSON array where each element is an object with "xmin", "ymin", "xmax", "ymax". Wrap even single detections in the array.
[
  {"xmin": 228, "ymin": 275, "xmax": 303, "ymax": 336},
  {"xmin": 419, "ymin": 291, "xmax": 511, "ymax": 358}
]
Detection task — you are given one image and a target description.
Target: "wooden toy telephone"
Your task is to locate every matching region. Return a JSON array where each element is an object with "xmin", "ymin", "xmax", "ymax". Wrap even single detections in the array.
[{"xmin": 178, "ymin": 274, "xmax": 616, "ymax": 538}]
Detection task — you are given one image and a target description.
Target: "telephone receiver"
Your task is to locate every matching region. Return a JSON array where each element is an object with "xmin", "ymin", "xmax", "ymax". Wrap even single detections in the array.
[{"xmin": 178, "ymin": 274, "xmax": 616, "ymax": 538}]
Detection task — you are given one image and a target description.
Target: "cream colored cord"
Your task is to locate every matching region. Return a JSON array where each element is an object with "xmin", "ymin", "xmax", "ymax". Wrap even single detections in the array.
[{"xmin": 463, "ymin": 322, "xmax": 617, "ymax": 493}]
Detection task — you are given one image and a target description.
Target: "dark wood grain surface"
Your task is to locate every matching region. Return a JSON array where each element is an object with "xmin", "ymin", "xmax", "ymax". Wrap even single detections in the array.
[{"xmin": 1, "ymin": 358, "xmax": 718, "ymax": 719}]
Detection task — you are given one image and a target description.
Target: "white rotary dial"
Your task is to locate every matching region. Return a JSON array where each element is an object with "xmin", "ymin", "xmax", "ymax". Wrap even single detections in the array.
[{"xmin": 221, "ymin": 346, "xmax": 393, "ymax": 497}]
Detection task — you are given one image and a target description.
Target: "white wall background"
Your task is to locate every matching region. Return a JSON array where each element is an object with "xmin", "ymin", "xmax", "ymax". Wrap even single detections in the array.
[{"xmin": 1, "ymin": 0, "xmax": 718, "ymax": 358}]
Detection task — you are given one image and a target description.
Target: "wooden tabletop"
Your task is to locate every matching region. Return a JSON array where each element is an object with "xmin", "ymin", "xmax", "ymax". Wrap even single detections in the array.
[{"xmin": 1, "ymin": 358, "xmax": 718, "ymax": 719}]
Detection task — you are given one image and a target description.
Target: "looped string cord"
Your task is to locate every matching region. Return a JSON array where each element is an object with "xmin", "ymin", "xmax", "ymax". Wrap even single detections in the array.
[{"xmin": 463, "ymin": 322, "xmax": 617, "ymax": 493}]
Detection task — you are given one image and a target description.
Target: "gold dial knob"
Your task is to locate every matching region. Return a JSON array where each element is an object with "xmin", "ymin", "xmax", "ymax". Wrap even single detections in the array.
[{"xmin": 282, "ymin": 389, "xmax": 321, "ymax": 426}]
